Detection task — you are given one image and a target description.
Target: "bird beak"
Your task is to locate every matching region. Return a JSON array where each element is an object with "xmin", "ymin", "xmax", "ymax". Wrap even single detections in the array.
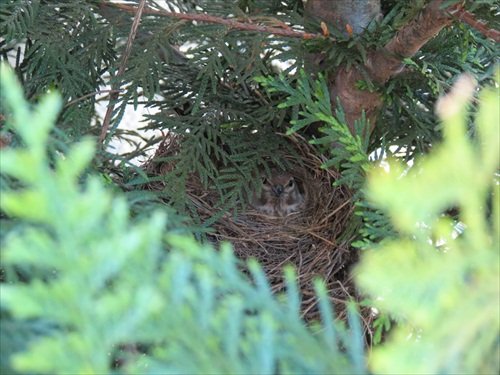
[{"xmin": 272, "ymin": 185, "xmax": 284, "ymax": 197}]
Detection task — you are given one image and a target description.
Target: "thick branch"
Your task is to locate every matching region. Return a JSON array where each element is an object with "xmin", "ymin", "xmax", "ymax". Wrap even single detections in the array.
[
  {"xmin": 369, "ymin": 0, "xmax": 463, "ymax": 83},
  {"xmin": 457, "ymin": 9, "xmax": 500, "ymax": 42},
  {"xmin": 330, "ymin": 0, "xmax": 463, "ymax": 134},
  {"xmin": 95, "ymin": 0, "xmax": 497, "ymax": 139}
]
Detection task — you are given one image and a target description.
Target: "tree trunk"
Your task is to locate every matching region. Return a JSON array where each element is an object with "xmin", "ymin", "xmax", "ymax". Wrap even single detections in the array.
[{"xmin": 305, "ymin": 0, "xmax": 463, "ymax": 135}]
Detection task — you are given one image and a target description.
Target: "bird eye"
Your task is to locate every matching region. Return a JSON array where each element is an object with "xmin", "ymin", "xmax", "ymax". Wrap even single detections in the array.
[{"xmin": 288, "ymin": 179, "xmax": 294, "ymax": 187}]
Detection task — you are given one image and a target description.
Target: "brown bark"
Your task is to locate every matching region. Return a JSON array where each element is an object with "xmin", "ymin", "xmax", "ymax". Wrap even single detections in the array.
[
  {"xmin": 457, "ymin": 9, "xmax": 500, "ymax": 43},
  {"xmin": 307, "ymin": 0, "xmax": 463, "ymax": 135},
  {"xmin": 97, "ymin": 0, "xmax": 476, "ymax": 137},
  {"xmin": 100, "ymin": 3, "xmax": 331, "ymax": 41}
]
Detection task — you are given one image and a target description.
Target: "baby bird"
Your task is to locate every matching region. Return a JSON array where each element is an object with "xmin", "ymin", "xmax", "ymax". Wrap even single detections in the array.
[{"xmin": 250, "ymin": 169, "xmax": 305, "ymax": 217}]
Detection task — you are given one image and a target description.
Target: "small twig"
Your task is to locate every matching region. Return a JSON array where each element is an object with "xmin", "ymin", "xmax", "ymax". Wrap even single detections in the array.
[
  {"xmin": 106, "ymin": 2, "xmax": 334, "ymax": 41},
  {"xmin": 317, "ymin": 199, "xmax": 352, "ymax": 227},
  {"xmin": 63, "ymin": 89, "xmax": 124, "ymax": 108},
  {"xmin": 98, "ymin": 0, "xmax": 148, "ymax": 145},
  {"xmin": 307, "ymin": 231, "xmax": 337, "ymax": 248},
  {"xmin": 456, "ymin": 9, "xmax": 500, "ymax": 42}
]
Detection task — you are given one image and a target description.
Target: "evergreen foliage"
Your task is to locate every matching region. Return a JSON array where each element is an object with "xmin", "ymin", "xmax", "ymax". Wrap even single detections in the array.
[
  {"xmin": 255, "ymin": 70, "xmax": 371, "ymax": 191},
  {"xmin": 255, "ymin": 70, "xmax": 395, "ymax": 246},
  {"xmin": 0, "ymin": 64, "xmax": 365, "ymax": 374},
  {"xmin": 1, "ymin": 0, "xmax": 499, "ymax": 373},
  {"xmin": 1, "ymin": 0, "xmax": 115, "ymax": 135},
  {"xmin": 2, "ymin": 64, "xmax": 498, "ymax": 375},
  {"xmin": 1, "ymin": 0, "xmax": 497, "ymax": 224},
  {"xmin": 356, "ymin": 73, "xmax": 500, "ymax": 374}
]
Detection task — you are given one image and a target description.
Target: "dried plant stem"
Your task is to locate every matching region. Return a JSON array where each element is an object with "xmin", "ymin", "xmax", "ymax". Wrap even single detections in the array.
[
  {"xmin": 64, "ymin": 89, "xmax": 124, "ymax": 108},
  {"xmin": 98, "ymin": 0, "xmax": 147, "ymax": 145},
  {"xmin": 105, "ymin": 2, "xmax": 334, "ymax": 41}
]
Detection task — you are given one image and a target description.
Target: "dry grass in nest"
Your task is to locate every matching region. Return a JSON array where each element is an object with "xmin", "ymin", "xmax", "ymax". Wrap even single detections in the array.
[{"xmin": 143, "ymin": 132, "xmax": 373, "ymax": 340}]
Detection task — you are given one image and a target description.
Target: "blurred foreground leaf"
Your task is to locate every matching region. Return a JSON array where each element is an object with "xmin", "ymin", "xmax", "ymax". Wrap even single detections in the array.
[
  {"xmin": 356, "ymin": 73, "xmax": 500, "ymax": 374},
  {"xmin": 0, "ymin": 63, "xmax": 365, "ymax": 374}
]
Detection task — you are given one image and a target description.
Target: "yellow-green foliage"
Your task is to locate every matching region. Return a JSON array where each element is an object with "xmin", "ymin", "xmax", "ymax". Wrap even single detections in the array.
[
  {"xmin": 2, "ymin": 59, "xmax": 498, "ymax": 374},
  {"xmin": 356, "ymin": 73, "xmax": 500, "ymax": 374},
  {"xmin": 0, "ymin": 64, "xmax": 364, "ymax": 375}
]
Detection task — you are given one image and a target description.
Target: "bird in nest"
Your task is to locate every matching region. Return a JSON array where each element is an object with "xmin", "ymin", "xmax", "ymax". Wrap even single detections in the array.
[{"xmin": 250, "ymin": 169, "xmax": 305, "ymax": 217}]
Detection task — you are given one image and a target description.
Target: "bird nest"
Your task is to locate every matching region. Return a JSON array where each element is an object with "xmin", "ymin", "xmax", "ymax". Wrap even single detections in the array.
[{"xmin": 143, "ymin": 132, "xmax": 370, "ymax": 333}]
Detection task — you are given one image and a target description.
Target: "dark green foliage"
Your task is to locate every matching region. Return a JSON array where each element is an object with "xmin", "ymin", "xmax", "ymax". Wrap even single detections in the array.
[
  {"xmin": 465, "ymin": 0, "xmax": 500, "ymax": 28},
  {"xmin": 373, "ymin": 1, "xmax": 499, "ymax": 160},
  {"xmin": 255, "ymin": 70, "xmax": 395, "ymax": 246},
  {"xmin": 302, "ymin": 1, "xmax": 500, "ymax": 162},
  {"xmin": 1, "ymin": 0, "xmax": 496, "ymax": 157},
  {"xmin": 0, "ymin": 65, "xmax": 365, "ymax": 374},
  {"xmin": 1, "ymin": 0, "xmax": 499, "ymax": 372},
  {"xmin": 1, "ymin": 0, "xmax": 115, "ymax": 135},
  {"xmin": 0, "ymin": 312, "xmax": 58, "ymax": 375},
  {"xmin": 2, "ymin": 0, "xmax": 497, "ymax": 225},
  {"xmin": 255, "ymin": 70, "xmax": 370, "ymax": 189}
]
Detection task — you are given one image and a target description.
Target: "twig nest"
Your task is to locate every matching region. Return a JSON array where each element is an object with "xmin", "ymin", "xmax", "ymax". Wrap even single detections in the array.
[{"xmin": 144, "ymin": 133, "xmax": 362, "ymax": 324}]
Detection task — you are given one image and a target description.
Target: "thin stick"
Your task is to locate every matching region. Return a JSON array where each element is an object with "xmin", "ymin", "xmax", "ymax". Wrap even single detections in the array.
[
  {"xmin": 107, "ymin": 2, "xmax": 334, "ymax": 41},
  {"xmin": 98, "ymin": 0, "xmax": 148, "ymax": 145},
  {"xmin": 63, "ymin": 89, "xmax": 124, "ymax": 108}
]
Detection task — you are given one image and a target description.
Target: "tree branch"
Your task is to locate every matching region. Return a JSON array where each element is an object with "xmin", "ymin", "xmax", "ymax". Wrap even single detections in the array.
[
  {"xmin": 330, "ymin": 0, "xmax": 463, "ymax": 134},
  {"xmin": 64, "ymin": 89, "xmax": 124, "ymax": 108},
  {"xmin": 95, "ymin": 0, "xmax": 497, "ymax": 140},
  {"xmin": 370, "ymin": 0, "xmax": 463, "ymax": 82},
  {"xmin": 102, "ymin": 2, "xmax": 333, "ymax": 41},
  {"xmin": 457, "ymin": 9, "xmax": 500, "ymax": 43},
  {"xmin": 98, "ymin": 0, "xmax": 147, "ymax": 145}
]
